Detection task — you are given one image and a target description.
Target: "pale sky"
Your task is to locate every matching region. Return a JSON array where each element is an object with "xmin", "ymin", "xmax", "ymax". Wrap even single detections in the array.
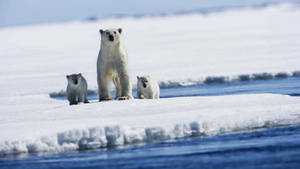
[{"xmin": 0, "ymin": 0, "xmax": 299, "ymax": 27}]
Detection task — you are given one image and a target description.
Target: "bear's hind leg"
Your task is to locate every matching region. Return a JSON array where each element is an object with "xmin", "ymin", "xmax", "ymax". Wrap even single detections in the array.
[
  {"xmin": 84, "ymin": 91, "xmax": 89, "ymax": 103},
  {"xmin": 154, "ymin": 92, "xmax": 159, "ymax": 99},
  {"xmin": 84, "ymin": 92, "xmax": 89, "ymax": 103}
]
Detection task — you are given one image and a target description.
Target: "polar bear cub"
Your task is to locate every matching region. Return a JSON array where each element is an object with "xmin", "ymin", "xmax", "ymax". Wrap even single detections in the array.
[
  {"xmin": 66, "ymin": 73, "xmax": 89, "ymax": 105},
  {"xmin": 137, "ymin": 76, "xmax": 160, "ymax": 99},
  {"xmin": 97, "ymin": 28, "xmax": 133, "ymax": 101}
]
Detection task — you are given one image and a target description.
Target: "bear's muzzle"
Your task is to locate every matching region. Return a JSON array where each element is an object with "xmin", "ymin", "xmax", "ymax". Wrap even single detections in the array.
[{"xmin": 109, "ymin": 35, "xmax": 114, "ymax": 41}]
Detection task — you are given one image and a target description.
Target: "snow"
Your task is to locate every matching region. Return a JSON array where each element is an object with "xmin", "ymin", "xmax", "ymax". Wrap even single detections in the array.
[
  {"xmin": 1, "ymin": 4, "xmax": 300, "ymax": 96},
  {"xmin": 1, "ymin": 94, "xmax": 300, "ymax": 155},
  {"xmin": 1, "ymin": 4, "xmax": 300, "ymax": 156}
]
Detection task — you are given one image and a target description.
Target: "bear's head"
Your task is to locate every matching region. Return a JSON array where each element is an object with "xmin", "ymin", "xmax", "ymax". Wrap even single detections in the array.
[
  {"xmin": 137, "ymin": 76, "xmax": 149, "ymax": 88},
  {"xmin": 99, "ymin": 28, "xmax": 122, "ymax": 44},
  {"xmin": 66, "ymin": 73, "xmax": 83, "ymax": 87}
]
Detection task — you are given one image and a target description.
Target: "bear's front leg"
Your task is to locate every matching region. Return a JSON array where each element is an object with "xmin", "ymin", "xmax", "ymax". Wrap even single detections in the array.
[
  {"xmin": 137, "ymin": 90, "xmax": 144, "ymax": 99},
  {"xmin": 78, "ymin": 92, "xmax": 89, "ymax": 104},
  {"xmin": 116, "ymin": 62, "xmax": 133, "ymax": 100},
  {"xmin": 98, "ymin": 74, "xmax": 112, "ymax": 101},
  {"xmin": 68, "ymin": 93, "xmax": 78, "ymax": 105},
  {"xmin": 139, "ymin": 95, "xmax": 145, "ymax": 99},
  {"xmin": 148, "ymin": 93, "xmax": 154, "ymax": 99},
  {"xmin": 113, "ymin": 76, "xmax": 122, "ymax": 99}
]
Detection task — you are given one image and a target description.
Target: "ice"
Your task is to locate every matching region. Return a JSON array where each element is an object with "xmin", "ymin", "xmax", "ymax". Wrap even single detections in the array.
[
  {"xmin": 1, "ymin": 4, "xmax": 300, "ymax": 156},
  {"xmin": 1, "ymin": 94, "xmax": 300, "ymax": 156},
  {"xmin": 159, "ymin": 71, "xmax": 299, "ymax": 88},
  {"xmin": 0, "ymin": 4, "xmax": 300, "ymax": 96}
]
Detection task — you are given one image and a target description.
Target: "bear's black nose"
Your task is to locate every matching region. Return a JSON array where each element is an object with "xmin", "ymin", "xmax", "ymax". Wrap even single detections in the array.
[
  {"xmin": 143, "ymin": 82, "xmax": 147, "ymax": 88},
  {"xmin": 109, "ymin": 35, "xmax": 114, "ymax": 41},
  {"xmin": 74, "ymin": 79, "xmax": 78, "ymax": 85}
]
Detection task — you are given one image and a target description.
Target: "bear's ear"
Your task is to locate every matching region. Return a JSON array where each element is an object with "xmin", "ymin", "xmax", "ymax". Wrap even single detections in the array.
[
  {"xmin": 118, "ymin": 28, "xmax": 122, "ymax": 34},
  {"xmin": 78, "ymin": 73, "xmax": 82, "ymax": 77},
  {"xmin": 66, "ymin": 75, "xmax": 69, "ymax": 79},
  {"xmin": 137, "ymin": 76, "xmax": 140, "ymax": 80},
  {"xmin": 99, "ymin": 29, "xmax": 104, "ymax": 34}
]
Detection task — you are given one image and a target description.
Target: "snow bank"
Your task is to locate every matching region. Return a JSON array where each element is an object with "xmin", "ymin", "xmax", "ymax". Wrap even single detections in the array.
[{"xmin": 1, "ymin": 94, "xmax": 300, "ymax": 156}]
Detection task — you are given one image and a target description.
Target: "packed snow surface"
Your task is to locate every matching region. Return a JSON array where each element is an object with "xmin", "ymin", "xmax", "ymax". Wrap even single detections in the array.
[
  {"xmin": 0, "ymin": 4, "xmax": 300, "ymax": 156},
  {"xmin": 1, "ymin": 94, "xmax": 300, "ymax": 155}
]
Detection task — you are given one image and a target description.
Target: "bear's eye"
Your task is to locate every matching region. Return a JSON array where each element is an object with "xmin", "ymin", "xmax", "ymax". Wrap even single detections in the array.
[{"xmin": 113, "ymin": 31, "xmax": 116, "ymax": 34}]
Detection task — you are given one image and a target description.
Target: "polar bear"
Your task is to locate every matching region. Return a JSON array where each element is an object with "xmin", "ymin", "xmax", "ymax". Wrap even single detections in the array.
[
  {"xmin": 66, "ymin": 73, "xmax": 89, "ymax": 105},
  {"xmin": 137, "ymin": 76, "xmax": 160, "ymax": 99},
  {"xmin": 97, "ymin": 28, "xmax": 133, "ymax": 101}
]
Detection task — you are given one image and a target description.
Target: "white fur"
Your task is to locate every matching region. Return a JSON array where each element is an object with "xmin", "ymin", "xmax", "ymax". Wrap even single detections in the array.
[
  {"xmin": 97, "ymin": 28, "xmax": 133, "ymax": 101},
  {"xmin": 137, "ymin": 76, "xmax": 160, "ymax": 99},
  {"xmin": 66, "ymin": 74, "xmax": 88, "ymax": 105}
]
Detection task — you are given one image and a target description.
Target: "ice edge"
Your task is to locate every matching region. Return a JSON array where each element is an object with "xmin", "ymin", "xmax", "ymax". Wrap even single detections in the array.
[
  {"xmin": 1, "ymin": 116, "xmax": 299, "ymax": 157},
  {"xmin": 50, "ymin": 70, "xmax": 300, "ymax": 97}
]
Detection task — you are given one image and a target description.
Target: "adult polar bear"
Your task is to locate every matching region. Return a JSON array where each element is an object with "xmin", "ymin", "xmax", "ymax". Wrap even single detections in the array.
[{"xmin": 97, "ymin": 28, "xmax": 133, "ymax": 101}]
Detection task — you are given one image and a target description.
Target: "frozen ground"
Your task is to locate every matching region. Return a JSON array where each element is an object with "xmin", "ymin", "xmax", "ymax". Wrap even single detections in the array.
[{"xmin": 0, "ymin": 4, "xmax": 300, "ymax": 156}]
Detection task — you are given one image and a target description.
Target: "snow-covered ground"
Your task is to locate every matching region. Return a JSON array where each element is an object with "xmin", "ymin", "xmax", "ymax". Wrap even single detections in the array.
[
  {"xmin": 0, "ymin": 4, "xmax": 300, "ymax": 156},
  {"xmin": 1, "ymin": 94, "xmax": 300, "ymax": 155}
]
